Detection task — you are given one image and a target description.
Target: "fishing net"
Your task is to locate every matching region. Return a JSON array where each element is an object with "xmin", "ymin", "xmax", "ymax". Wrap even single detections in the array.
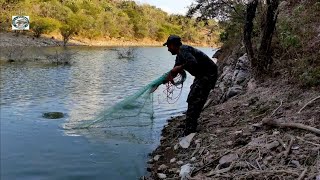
[{"xmin": 64, "ymin": 71, "xmax": 186, "ymax": 131}]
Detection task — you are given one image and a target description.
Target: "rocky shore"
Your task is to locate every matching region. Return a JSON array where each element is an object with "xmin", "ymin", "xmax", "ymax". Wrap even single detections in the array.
[{"xmin": 143, "ymin": 47, "xmax": 320, "ymax": 179}]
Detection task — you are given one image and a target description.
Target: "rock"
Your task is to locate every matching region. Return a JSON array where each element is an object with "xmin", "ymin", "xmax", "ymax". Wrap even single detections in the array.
[
  {"xmin": 160, "ymin": 137, "xmax": 166, "ymax": 141},
  {"xmin": 190, "ymin": 157, "xmax": 196, "ymax": 162},
  {"xmin": 195, "ymin": 138, "xmax": 202, "ymax": 144},
  {"xmin": 42, "ymin": 112, "xmax": 64, "ymax": 119},
  {"xmin": 168, "ymin": 168, "xmax": 178, "ymax": 174},
  {"xmin": 290, "ymin": 160, "xmax": 301, "ymax": 168},
  {"xmin": 177, "ymin": 161, "xmax": 184, "ymax": 165},
  {"xmin": 158, "ymin": 164, "xmax": 168, "ymax": 171},
  {"xmin": 157, "ymin": 173, "xmax": 166, "ymax": 179},
  {"xmin": 316, "ymin": 175, "xmax": 320, "ymax": 180},
  {"xmin": 170, "ymin": 158, "xmax": 176, "ymax": 163},
  {"xmin": 146, "ymin": 165, "xmax": 153, "ymax": 172},
  {"xmin": 179, "ymin": 163, "xmax": 193, "ymax": 180},
  {"xmin": 226, "ymin": 85, "xmax": 243, "ymax": 99},
  {"xmin": 147, "ymin": 159, "xmax": 153, "ymax": 164},
  {"xmin": 179, "ymin": 133, "xmax": 196, "ymax": 149},
  {"xmin": 234, "ymin": 130, "xmax": 243, "ymax": 135},
  {"xmin": 165, "ymin": 147, "xmax": 171, "ymax": 151},
  {"xmin": 227, "ymin": 141, "xmax": 233, "ymax": 146},
  {"xmin": 219, "ymin": 153, "xmax": 239, "ymax": 166},
  {"xmin": 265, "ymin": 141, "xmax": 280, "ymax": 150},
  {"xmin": 272, "ymin": 131, "xmax": 280, "ymax": 135},
  {"xmin": 174, "ymin": 144, "xmax": 179, "ymax": 150},
  {"xmin": 153, "ymin": 155, "xmax": 161, "ymax": 161},
  {"xmin": 263, "ymin": 156, "xmax": 273, "ymax": 165}
]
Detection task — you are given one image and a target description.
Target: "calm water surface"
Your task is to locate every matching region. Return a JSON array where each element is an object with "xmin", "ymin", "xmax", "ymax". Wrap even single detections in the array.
[{"xmin": 0, "ymin": 46, "xmax": 215, "ymax": 180}]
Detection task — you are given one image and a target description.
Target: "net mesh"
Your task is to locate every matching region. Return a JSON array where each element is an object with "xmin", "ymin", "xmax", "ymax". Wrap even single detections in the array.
[{"xmin": 64, "ymin": 71, "xmax": 186, "ymax": 131}]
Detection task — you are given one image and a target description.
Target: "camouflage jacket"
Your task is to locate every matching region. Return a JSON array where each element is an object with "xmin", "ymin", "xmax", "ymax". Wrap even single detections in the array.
[{"xmin": 174, "ymin": 45, "xmax": 218, "ymax": 78}]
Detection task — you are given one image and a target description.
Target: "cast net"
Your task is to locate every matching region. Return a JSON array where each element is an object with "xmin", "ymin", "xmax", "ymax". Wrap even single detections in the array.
[{"xmin": 64, "ymin": 71, "xmax": 186, "ymax": 131}]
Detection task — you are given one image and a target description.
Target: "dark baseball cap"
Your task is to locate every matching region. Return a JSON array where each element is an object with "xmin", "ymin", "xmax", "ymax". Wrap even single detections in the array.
[{"xmin": 163, "ymin": 35, "xmax": 181, "ymax": 46}]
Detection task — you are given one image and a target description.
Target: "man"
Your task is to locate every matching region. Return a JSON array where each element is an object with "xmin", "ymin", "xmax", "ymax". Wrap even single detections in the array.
[{"xmin": 163, "ymin": 35, "xmax": 218, "ymax": 136}]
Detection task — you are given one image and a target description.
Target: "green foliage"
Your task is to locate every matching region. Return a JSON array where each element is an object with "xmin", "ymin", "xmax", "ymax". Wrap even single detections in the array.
[
  {"xmin": 31, "ymin": 17, "xmax": 60, "ymax": 37},
  {"xmin": 300, "ymin": 67, "xmax": 320, "ymax": 87},
  {"xmin": 1, "ymin": 0, "xmax": 220, "ymax": 45}
]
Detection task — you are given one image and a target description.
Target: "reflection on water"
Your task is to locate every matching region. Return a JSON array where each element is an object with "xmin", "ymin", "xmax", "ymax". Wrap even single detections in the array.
[{"xmin": 0, "ymin": 46, "xmax": 215, "ymax": 180}]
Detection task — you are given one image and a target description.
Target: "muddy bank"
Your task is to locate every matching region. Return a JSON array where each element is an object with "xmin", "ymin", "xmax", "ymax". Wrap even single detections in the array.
[{"xmin": 143, "ymin": 50, "xmax": 320, "ymax": 179}]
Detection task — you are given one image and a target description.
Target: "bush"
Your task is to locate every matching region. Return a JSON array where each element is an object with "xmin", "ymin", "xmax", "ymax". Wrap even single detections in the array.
[
  {"xmin": 300, "ymin": 68, "xmax": 320, "ymax": 87},
  {"xmin": 31, "ymin": 17, "xmax": 60, "ymax": 38}
]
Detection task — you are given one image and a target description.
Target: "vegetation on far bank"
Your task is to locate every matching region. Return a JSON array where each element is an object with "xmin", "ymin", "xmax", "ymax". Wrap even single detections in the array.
[{"xmin": 0, "ymin": 0, "xmax": 221, "ymax": 46}]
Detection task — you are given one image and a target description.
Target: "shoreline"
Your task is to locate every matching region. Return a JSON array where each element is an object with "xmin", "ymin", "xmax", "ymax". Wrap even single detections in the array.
[{"xmin": 0, "ymin": 32, "xmax": 218, "ymax": 48}]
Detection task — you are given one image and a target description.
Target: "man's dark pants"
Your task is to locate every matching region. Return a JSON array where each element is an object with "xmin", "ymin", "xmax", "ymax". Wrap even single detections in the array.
[{"xmin": 185, "ymin": 74, "xmax": 217, "ymax": 134}]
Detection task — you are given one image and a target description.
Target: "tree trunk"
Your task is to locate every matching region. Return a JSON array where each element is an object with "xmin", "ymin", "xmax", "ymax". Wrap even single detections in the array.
[
  {"xmin": 243, "ymin": 0, "xmax": 258, "ymax": 72},
  {"xmin": 257, "ymin": 0, "xmax": 279, "ymax": 73}
]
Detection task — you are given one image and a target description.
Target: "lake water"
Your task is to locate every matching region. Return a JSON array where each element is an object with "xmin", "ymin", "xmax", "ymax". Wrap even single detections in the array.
[{"xmin": 0, "ymin": 46, "xmax": 215, "ymax": 180}]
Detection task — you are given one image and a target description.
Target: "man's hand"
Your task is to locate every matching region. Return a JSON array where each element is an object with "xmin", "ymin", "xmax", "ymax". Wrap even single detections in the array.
[{"xmin": 170, "ymin": 65, "xmax": 183, "ymax": 77}]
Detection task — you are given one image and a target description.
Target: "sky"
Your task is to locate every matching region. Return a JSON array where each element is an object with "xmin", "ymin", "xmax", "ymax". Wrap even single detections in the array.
[{"xmin": 134, "ymin": 0, "xmax": 195, "ymax": 15}]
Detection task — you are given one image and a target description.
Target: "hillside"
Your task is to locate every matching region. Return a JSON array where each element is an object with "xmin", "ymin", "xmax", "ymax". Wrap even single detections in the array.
[{"xmin": 0, "ymin": 0, "xmax": 221, "ymax": 46}]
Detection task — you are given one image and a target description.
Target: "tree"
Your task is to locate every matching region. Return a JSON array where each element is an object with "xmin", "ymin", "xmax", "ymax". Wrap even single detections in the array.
[
  {"xmin": 31, "ymin": 17, "xmax": 60, "ymax": 38},
  {"xmin": 188, "ymin": 0, "xmax": 280, "ymax": 76}
]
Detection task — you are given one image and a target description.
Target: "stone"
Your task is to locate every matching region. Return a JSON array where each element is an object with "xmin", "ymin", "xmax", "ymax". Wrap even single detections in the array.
[
  {"xmin": 174, "ymin": 144, "xmax": 179, "ymax": 150},
  {"xmin": 153, "ymin": 155, "xmax": 161, "ymax": 161},
  {"xmin": 219, "ymin": 153, "xmax": 239, "ymax": 166},
  {"xmin": 158, "ymin": 164, "xmax": 168, "ymax": 171},
  {"xmin": 147, "ymin": 159, "xmax": 153, "ymax": 164},
  {"xmin": 146, "ymin": 165, "xmax": 153, "ymax": 172},
  {"xmin": 263, "ymin": 156, "xmax": 273, "ymax": 165},
  {"xmin": 170, "ymin": 158, "xmax": 176, "ymax": 163},
  {"xmin": 195, "ymin": 138, "xmax": 202, "ymax": 144},
  {"xmin": 265, "ymin": 141, "xmax": 280, "ymax": 150},
  {"xmin": 227, "ymin": 141, "xmax": 233, "ymax": 146},
  {"xmin": 168, "ymin": 168, "xmax": 178, "ymax": 174},
  {"xmin": 179, "ymin": 133, "xmax": 196, "ymax": 149},
  {"xmin": 165, "ymin": 147, "xmax": 171, "ymax": 151},
  {"xmin": 177, "ymin": 161, "xmax": 184, "ymax": 165},
  {"xmin": 179, "ymin": 163, "xmax": 193, "ymax": 180},
  {"xmin": 157, "ymin": 173, "xmax": 166, "ymax": 179},
  {"xmin": 290, "ymin": 160, "xmax": 301, "ymax": 168},
  {"xmin": 226, "ymin": 85, "xmax": 243, "ymax": 99},
  {"xmin": 42, "ymin": 112, "xmax": 64, "ymax": 119},
  {"xmin": 190, "ymin": 157, "xmax": 196, "ymax": 162}
]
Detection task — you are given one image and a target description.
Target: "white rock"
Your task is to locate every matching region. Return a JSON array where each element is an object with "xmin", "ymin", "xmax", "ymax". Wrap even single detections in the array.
[
  {"xmin": 316, "ymin": 175, "xmax": 320, "ymax": 180},
  {"xmin": 179, "ymin": 163, "xmax": 193, "ymax": 180},
  {"xmin": 158, "ymin": 164, "xmax": 168, "ymax": 171},
  {"xmin": 174, "ymin": 144, "xmax": 179, "ymax": 150},
  {"xmin": 177, "ymin": 161, "xmax": 184, "ymax": 165},
  {"xmin": 157, "ymin": 173, "xmax": 167, "ymax": 179},
  {"xmin": 153, "ymin": 155, "xmax": 161, "ymax": 161},
  {"xmin": 170, "ymin": 158, "xmax": 176, "ymax": 163},
  {"xmin": 179, "ymin": 133, "xmax": 196, "ymax": 149},
  {"xmin": 190, "ymin": 157, "xmax": 196, "ymax": 162}
]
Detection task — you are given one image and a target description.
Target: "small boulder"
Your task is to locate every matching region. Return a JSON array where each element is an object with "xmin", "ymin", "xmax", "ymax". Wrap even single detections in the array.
[
  {"xmin": 157, "ymin": 173, "xmax": 166, "ymax": 179},
  {"xmin": 179, "ymin": 133, "xmax": 196, "ymax": 149},
  {"xmin": 153, "ymin": 155, "xmax": 161, "ymax": 161},
  {"xmin": 158, "ymin": 164, "xmax": 168, "ymax": 171},
  {"xmin": 170, "ymin": 158, "xmax": 176, "ymax": 163},
  {"xmin": 42, "ymin": 112, "xmax": 64, "ymax": 119}
]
